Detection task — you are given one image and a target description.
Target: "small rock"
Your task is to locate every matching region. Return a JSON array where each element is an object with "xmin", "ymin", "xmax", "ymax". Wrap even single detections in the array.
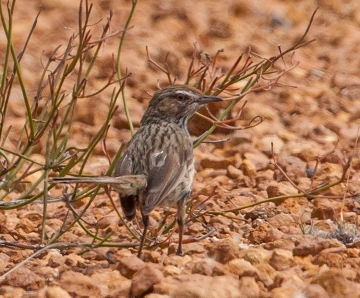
[
  {"xmin": 190, "ymin": 260, "xmax": 213, "ymax": 276},
  {"xmin": 59, "ymin": 271, "xmax": 101, "ymax": 297},
  {"xmin": 212, "ymin": 174, "xmax": 233, "ymax": 185},
  {"xmin": 267, "ymin": 213, "xmax": 298, "ymax": 231},
  {"xmin": 239, "ymin": 248, "xmax": 272, "ymax": 265},
  {"xmin": 238, "ymin": 276, "xmax": 260, "ymax": 298},
  {"xmin": 342, "ymin": 211, "xmax": 357, "ymax": 223},
  {"xmin": 256, "ymin": 169, "xmax": 275, "ymax": 185},
  {"xmin": 211, "ymin": 261, "xmax": 227, "ymax": 276},
  {"xmin": 163, "ymin": 254, "xmax": 192, "ymax": 268},
  {"xmin": 130, "ymin": 264, "xmax": 164, "ymax": 298},
  {"xmin": 256, "ymin": 135, "xmax": 284, "ymax": 155},
  {"xmin": 263, "ymin": 238, "xmax": 296, "ymax": 251},
  {"xmin": 240, "ymin": 159, "xmax": 257, "ymax": 178},
  {"xmin": 157, "ymin": 275, "xmax": 210, "ymax": 297},
  {"xmin": 227, "ymin": 258, "xmax": 260, "ymax": 276},
  {"xmin": 227, "ymin": 257, "xmax": 273, "ymax": 287},
  {"xmin": 199, "ymin": 152, "xmax": 232, "ymax": 169},
  {"xmin": 270, "ymin": 287, "xmax": 298, "ymax": 298},
  {"xmin": 196, "ymin": 168, "xmax": 227, "ymax": 178},
  {"xmin": 210, "ymin": 275, "xmax": 243, "ymax": 298},
  {"xmin": 266, "ymin": 185, "xmax": 281, "ymax": 199},
  {"xmin": 311, "ymin": 198, "xmax": 341, "ymax": 220},
  {"xmin": 230, "ymin": 129, "xmax": 253, "ymax": 145},
  {"xmin": 0, "ymin": 287, "xmax": 25, "ymax": 297},
  {"xmin": 117, "ymin": 255, "xmax": 146, "ymax": 279},
  {"xmin": 311, "ymin": 268, "xmax": 360, "ymax": 298},
  {"xmin": 276, "ymin": 181, "xmax": 300, "ymax": 196},
  {"xmin": 107, "ymin": 279, "xmax": 132, "ymax": 298},
  {"xmin": 187, "ymin": 222, "xmax": 205, "ymax": 233},
  {"xmin": 46, "ymin": 286, "xmax": 72, "ymax": 298},
  {"xmin": 16, "ymin": 217, "xmax": 36, "ymax": 233},
  {"xmin": 207, "ymin": 239, "xmax": 239, "ymax": 263},
  {"xmin": 324, "ymin": 118, "xmax": 344, "ymax": 134},
  {"xmin": 227, "ymin": 165, "xmax": 245, "ymax": 179},
  {"xmin": 274, "ymin": 266, "xmax": 305, "ymax": 285},
  {"xmin": 244, "ymin": 152, "xmax": 269, "ymax": 170},
  {"xmin": 340, "ymin": 123, "xmax": 360, "ymax": 141},
  {"xmin": 300, "ymin": 284, "xmax": 330, "ymax": 298},
  {"xmin": 296, "ymin": 176, "xmax": 312, "ymax": 190},
  {"xmin": 269, "ymin": 249, "xmax": 295, "ymax": 271},
  {"xmin": 96, "ymin": 216, "xmax": 119, "ymax": 230},
  {"xmin": 315, "ymin": 162, "xmax": 343, "ymax": 181},
  {"xmin": 253, "ymin": 263, "xmax": 277, "ymax": 287},
  {"xmin": 4, "ymin": 267, "xmax": 44, "ymax": 290},
  {"xmin": 276, "ymin": 154, "xmax": 306, "ymax": 181},
  {"xmin": 310, "ymin": 124, "xmax": 339, "ymax": 144},
  {"xmin": 248, "ymin": 222, "xmax": 286, "ymax": 244},
  {"xmin": 91, "ymin": 270, "xmax": 129, "ymax": 297},
  {"xmin": 167, "ymin": 243, "xmax": 178, "ymax": 255},
  {"xmin": 183, "ymin": 242, "xmax": 206, "ymax": 254},
  {"xmin": 206, "ymin": 18, "xmax": 233, "ymax": 39},
  {"xmin": 64, "ymin": 253, "xmax": 86, "ymax": 268},
  {"xmin": 312, "ymin": 247, "xmax": 347, "ymax": 268},
  {"xmin": 47, "ymin": 251, "xmax": 66, "ymax": 268},
  {"xmin": 163, "ymin": 265, "xmax": 182, "ymax": 277},
  {"xmin": 144, "ymin": 294, "xmax": 171, "ymax": 298},
  {"xmin": 283, "ymin": 140, "xmax": 325, "ymax": 162},
  {"xmin": 209, "ymin": 216, "xmax": 232, "ymax": 226},
  {"xmin": 293, "ymin": 235, "xmax": 345, "ymax": 257},
  {"xmin": 142, "ymin": 250, "xmax": 162, "ymax": 263},
  {"xmin": 168, "ymin": 274, "xmax": 243, "ymax": 298}
]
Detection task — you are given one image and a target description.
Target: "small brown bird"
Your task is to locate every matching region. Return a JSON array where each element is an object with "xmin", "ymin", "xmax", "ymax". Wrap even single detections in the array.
[
  {"xmin": 50, "ymin": 84, "xmax": 222, "ymax": 257},
  {"xmin": 115, "ymin": 85, "xmax": 222, "ymax": 257}
]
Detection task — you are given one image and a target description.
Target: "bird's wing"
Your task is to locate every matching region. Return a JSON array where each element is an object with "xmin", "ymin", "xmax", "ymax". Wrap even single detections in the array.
[
  {"xmin": 115, "ymin": 152, "xmax": 139, "ymax": 220},
  {"xmin": 141, "ymin": 139, "xmax": 193, "ymax": 214},
  {"xmin": 115, "ymin": 151, "xmax": 133, "ymax": 176}
]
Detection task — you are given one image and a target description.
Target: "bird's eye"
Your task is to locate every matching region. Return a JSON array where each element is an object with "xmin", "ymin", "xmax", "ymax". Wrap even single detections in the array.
[{"xmin": 176, "ymin": 94, "xmax": 186, "ymax": 101}]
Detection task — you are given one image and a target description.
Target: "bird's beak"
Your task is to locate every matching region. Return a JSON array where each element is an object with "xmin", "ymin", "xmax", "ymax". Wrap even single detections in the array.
[{"xmin": 196, "ymin": 95, "xmax": 223, "ymax": 104}]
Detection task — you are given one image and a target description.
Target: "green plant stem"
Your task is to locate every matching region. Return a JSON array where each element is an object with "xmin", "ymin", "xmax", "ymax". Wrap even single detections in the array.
[{"xmin": 116, "ymin": 0, "xmax": 137, "ymax": 135}]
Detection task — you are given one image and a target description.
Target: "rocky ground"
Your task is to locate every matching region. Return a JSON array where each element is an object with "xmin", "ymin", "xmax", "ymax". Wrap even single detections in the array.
[{"xmin": 1, "ymin": 0, "xmax": 360, "ymax": 297}]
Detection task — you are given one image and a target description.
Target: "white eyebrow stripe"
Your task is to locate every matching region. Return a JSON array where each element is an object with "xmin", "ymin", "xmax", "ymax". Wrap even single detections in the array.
[{"xmin": 175, "ymin": 90, "xmax": 196, "ymax": 97}]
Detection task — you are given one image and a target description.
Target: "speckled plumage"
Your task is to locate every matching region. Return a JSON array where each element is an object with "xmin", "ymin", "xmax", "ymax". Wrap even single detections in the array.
[{"xmin": 115, "ymin": 84, "xmax": 222, "ymax": 257}]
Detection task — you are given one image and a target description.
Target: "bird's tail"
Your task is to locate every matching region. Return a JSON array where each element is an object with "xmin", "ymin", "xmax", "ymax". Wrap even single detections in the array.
[
  {"xmin": 49, "ymin": 175, "xmax": 147, "ymax": 197},
  {"xmin": 120, "ymin": 194, "xmax": 136, "ymax": 221}
]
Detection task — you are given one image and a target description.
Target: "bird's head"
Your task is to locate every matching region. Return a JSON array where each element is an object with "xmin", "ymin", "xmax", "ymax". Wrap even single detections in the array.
[{"xmin": 141, "ymin": 85, "xmax": 222, "ymax": 127}]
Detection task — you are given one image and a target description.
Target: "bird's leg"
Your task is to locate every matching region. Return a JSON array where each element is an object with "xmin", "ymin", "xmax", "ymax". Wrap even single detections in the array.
[
  {"xmin": 176, "ymin": 217, "xmax": 184, "ymax": 256},
  {"xmin": 176, "ymin": 192, "xmax": 189, "ymax": 256},
  {"xmin": 137, "ymin": 214, "xmax": 149, "ymax": 258}
]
